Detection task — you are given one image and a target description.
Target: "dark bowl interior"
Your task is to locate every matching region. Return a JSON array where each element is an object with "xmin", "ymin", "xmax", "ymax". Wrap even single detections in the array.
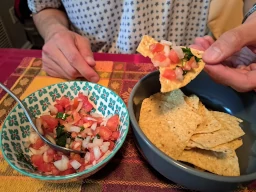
[{"xmin": 128, "ymin": 70, "xmax": 256, "ymax": 191}]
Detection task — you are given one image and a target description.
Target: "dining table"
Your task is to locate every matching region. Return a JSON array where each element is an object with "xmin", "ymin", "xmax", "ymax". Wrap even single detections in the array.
[{"xmin": 0, "ymin": 48, "xmax": 255, "ymax": 192}]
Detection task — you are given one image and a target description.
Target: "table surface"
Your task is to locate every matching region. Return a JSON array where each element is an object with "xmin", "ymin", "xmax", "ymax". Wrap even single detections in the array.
[{"xmin": 0, "ymin": 48, "xmax": 255, "ymax": 192}]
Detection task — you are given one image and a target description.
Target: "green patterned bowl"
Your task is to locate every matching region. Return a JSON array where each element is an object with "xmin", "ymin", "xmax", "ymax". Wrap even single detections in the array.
[{"xmin": 0, "ymin": 81, "xmax": 129, "ymax": 182}]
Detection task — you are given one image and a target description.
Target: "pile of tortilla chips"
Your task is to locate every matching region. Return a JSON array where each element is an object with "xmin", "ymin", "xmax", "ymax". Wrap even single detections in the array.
[{"xmin": 139, "ymin": 89, "xmax": 245, "ymax": 176}]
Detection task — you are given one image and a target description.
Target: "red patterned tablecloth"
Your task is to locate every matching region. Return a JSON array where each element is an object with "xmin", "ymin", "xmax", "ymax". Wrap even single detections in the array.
[{"xmin": 0, "ymin": 48, "xmax": 254, "ymax": 192}]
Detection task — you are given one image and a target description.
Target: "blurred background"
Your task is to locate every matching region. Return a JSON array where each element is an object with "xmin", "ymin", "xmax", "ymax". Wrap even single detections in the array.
[{"xmin": 0, "ymin": 0, "xmax": 254, "ymax": 50}]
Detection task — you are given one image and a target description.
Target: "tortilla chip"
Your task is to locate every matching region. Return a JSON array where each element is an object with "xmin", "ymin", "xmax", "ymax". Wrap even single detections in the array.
[
  {"xmin": 159, "ymin": 57, "xmax": 205, "ymax": 93},
  {"xmin": 178, "ymin": 149, "xmax": 240, "ymax": 176},
  {"xmin": 184, "ymin": 95, "xmax": 200, "ymax": 111},
  {"xmin": 139, "ymin": 90, "xmax": 202, "ymax": 160},
  {"xmin": 136, "ymin": 35, "xmax": 157, "ymax": 58},
  {"xmin": 186, "ymin": 138, "xmax": 243, "ymax": 153},
  {"xmin": 193, "ymin": 103, "xmax": 222, "ymax": 134},
  {"xmin": 136, "ymin": 35, "xmax": 205, "ymax": 93},
  {"xmin": 190, "ymin": 112, "xmax": 245, "ymax": 148}
]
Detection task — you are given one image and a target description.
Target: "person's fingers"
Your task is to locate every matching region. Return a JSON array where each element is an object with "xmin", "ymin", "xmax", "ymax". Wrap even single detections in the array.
[
  {"xmin": 202, "ymin": 25, "xmax": 252, "ymax": 64},
  {"xmin": 194, "ymin": 37, "xmax": 211, "ymax": 50},
  {"xmin": 204, "ymin": 64, "xmax": 256, "ymax": 92},
  {"xmin": 189, "ymin": 44, "xmax": 205, "ymax": 51},
  {"xmin": 42, "ymin": 54, "xmax": 72, "ymax": 79},
  {"xmin": 203, "ymin": 36, "xmax": 215, "ymax": 45},
  {"xmin": 75, "ymin": 35, "xmax": 96, "ymax": 67},
  {"xmin": 57, "ymin": 35, "xmax": 99, "ymax": 82},
  {"xmin": 247, "ymin": 63, "xmax": 256, "ymax": 71},
  {"xmin": 42, "ymin": 44, "xmax": 81, "ymax": 79}
]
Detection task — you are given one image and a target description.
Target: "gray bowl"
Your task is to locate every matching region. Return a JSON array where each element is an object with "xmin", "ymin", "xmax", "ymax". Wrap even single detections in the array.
[{"xmin": 128, "ymin": 70, "xmax": 256, "ymax": 192}]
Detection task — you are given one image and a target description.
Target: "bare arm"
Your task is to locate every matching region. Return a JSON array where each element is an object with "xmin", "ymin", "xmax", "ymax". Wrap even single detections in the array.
[{"xmin": 32, "ymin": 9, "xmax": 69, "ymax": 41}]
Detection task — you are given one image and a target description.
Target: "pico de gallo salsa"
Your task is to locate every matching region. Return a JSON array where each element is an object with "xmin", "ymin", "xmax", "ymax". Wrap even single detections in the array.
[
  {"xmin": 26, "ymin": 92, "xmax": 120, "ymax": 176},
  {"xmin": 149, "ymin": 40, "xmax": 201, "ymax": 81}
]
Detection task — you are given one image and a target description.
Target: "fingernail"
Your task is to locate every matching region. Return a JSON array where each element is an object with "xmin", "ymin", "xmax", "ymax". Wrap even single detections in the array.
[
  {"xmin": 90, "ymin": 76, "xmax": 99, "ymax": 83},
  {"xmin": 205, "ymin": 46, "xmax": 222, "ymax": 61},
  {"xmin": 85, "ymin": 56, "xmax": 96, "ymax": 66}
]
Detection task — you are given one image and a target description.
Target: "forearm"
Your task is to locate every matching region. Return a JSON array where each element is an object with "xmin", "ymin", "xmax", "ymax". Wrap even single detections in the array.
[{"xmin": 32, "ymin": 9, "xmax": 69, "ymax": 41}]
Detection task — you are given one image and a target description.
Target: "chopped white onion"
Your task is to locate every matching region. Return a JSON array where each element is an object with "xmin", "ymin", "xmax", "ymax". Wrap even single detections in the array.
[
  {"xmin": 172, "ymin": 46, "xmax": 184, "ymax": 59},
  {"xmin": 90, "ymin": 122, "xmax": 97, "ymax": 131},
  {"xmin": 85, "ymin": 164, "xmax": 92, "ymax": 169},
  {"xmin": 29, "ymin": 145, "xmax": 49, "ymax": 155},
  {"xmin": 151, "ymin": 59, "xmax": 160, "ymax": 67},
  {"xmin": 93, "ymin": 137, "xmax": 103, "ymax": 146},
  {"xmin": 175, "ymin": 67, "xmax": 184, "ymax": 81},
  {"xmin": 87, "ymin": 143, "xmax": 95, "ymax": 148},
  {"xmin": 93, "ymin": 146, "xmax": 101, "ymax": 160},
  {"xmin": 158, "ymin": 58, "xmax": 171, "ymax": 67},
  {"xmin": 103, "ymin": 142, "xmax": 110, "ymax": 147},
  {"xmin": 163, "ymin": 45, "xmax": 170, "ymax": 57},
  {"xmin": 82, "ymin": 136, "xmax": 91, "ymax": 148},
  {"xmin": 84, "ymin": 117, "xmax": 97, "ymax": 121},
  {"xmin": 74, "ymin": 141, "xmax": 81, "ymax": 149},
  {"xmin": 48, "ymin": 105, "xmax": 58, "ymax": 115},
  {"xmin": 45, "ymin": 134, "xmax": 56, "ymax": 144},
  {"xmin": 90, "ymin": 112, "xmax": 102, "ymax": 118},
  {"xmin": 92, "ymin": 160, "xmax": 96, "ymax": 166},
  {"xmin": 97, "ymin": 150, "xmax": 111, "ymax": 163},
  {"xmin": 75, "ymin": 101, "xmax": 83, "ymax": 112},
  {"xmin": 100, "ymin": 145, "xmax": 109, "ymax": 153},
  {"xmin": 43, "ymin": 151, "xmax": 51, "ymax": 163},
  {"xmin": 160, "ymin": 40, "xmax": 172, "ymax": 46},
  {"xmin": 53, "ymin": 155, "xmax": 69, "ymax": 171},
  {"xmin": 69, "ymin": 126, "xmax": 81, "ymax": 133},
  {"xmin": 66, "ymin": 138, "xmax": 71, "ymax": 144},
  {"xmin": 63, "ymin": 123, "xmax": 72, "ymax": 131},
  {"xmin": 29, "ymin": 132, "xmax": 39, "ymax": 144},
  {"xmin": 35, "ymin": 118, "xmax": 44, "ymax": 135},
  {"xmin": 70, "ymin": 160, "xmax": 81, "ymax": 170},
  {"xmin": 84, "ymin": 152, "xmax": 90, "ymax": 163},
  {"xmin": 75, "ymin": 137, "xmax": 83, "ymax": 141}
]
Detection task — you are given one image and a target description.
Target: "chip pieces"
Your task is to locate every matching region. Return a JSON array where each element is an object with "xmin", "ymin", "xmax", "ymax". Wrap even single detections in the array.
[
  {"xmin": 178, "ymin": 149, "xmax": 240, "ymax": 176},
  {"xmin": 139, "ymin": 90, "xmax": 202, "ymax": 160},
  {"xmin": 139, "ymin": 89, "xmax": 245, "ymax": 176}
]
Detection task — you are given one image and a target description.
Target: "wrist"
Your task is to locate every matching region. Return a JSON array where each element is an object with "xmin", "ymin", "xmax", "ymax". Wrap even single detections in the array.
[{"xmin": 44, "ymin": 24, "xmax": 69, "ymax": 42}]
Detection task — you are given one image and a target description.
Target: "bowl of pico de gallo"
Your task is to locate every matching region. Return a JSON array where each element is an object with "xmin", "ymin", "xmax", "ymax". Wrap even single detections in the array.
[{"xmin": 0, "ymin": 81, "xmax": 129, "ymax": 182}]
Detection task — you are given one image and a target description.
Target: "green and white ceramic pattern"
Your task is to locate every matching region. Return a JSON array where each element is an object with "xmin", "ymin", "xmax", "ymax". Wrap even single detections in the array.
[{"xmin": 0, "ymin": 81, "xmax": 129, "ymax": 182}]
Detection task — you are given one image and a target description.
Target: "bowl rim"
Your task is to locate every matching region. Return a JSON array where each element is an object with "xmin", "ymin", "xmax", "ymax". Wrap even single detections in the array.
[
  {"xmin": 128, "ymin": 70, "xmax": 256, "ymax": 183},
  {"xmin": 0, "ymin": 81, "xmax": 130, "ymax": 180}
]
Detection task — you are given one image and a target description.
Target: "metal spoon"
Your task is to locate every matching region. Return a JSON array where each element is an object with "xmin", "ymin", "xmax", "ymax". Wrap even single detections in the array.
[{"xmin": 0, "ymin": 83, "xmax": 85, "ymax": 154}]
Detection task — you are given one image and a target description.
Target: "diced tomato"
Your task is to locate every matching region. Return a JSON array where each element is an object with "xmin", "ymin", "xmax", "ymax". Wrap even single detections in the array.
[
  {"xmin": 72, "ymin": 111, "xmax": 81, "ymax": 123},
  {"xmin": 169, "ymin": 49, "xmax": 180, "ymax": 64},
  {"xmin": 31, "ymin": 138, "xmax": 45, "ymax": 150},
  {"xmin": 59, "ymin": 168, "xmax": 76, "ymax": 175},
  {"xmin": 71, "ymin": 132, "xmax": 78, "ymax": 138},
  {"xmin": 187, "ymin": 56, "xmax": 198, "ymax": 68},
  {"xmin": 110, "ymin": 131, "xmax": 120, "ymax": 141},
  {"xmin": 31, "ymin": 154, "xmax": 44, "ymax": 167},
  {"xmin": 50, "ymin": 164, "xmax": 60, "ymax": 175},
  {"xmin": 106, "ymin": 115, "xmax": 120, "ymax": 131},
  {"xmin": 72, "ymin": 98, "xmax": 79, "ymax": 110},
  {"xmin": 98, "ymin": 126, "xmax": 112, "ymax": 141},
  {"xmin": 54, "ymin": 104, "xmax": 64, "ymax": 112},
  {"xmin": 162, "ymin": 69, "xmax": 177, "ymax": 80},
  {"xmin": 40, "ymin": 115, "xmax": 58, "ymax": 132},
  {"xmin": 74, "ymin": 119, "xmax": 84, "ymax": 127},
  {"xmin": 56, "ymin": 96, "xmax": 70, "ymax": 109},
  {"xmin": 149, "ymin": 43, "xmax": 164, "ymax": 53},
  {"xmin": 38, "ymin": 162, "xmax": 52, "ymax": 172},
  {"xmin": 109, "ymin": 141, "xmax": 115, "ymax": 151},
  {"xmin": 53, "ymin": 153, "xmax": 62, "ymax": 161},
  {"xmin": 153, "ymin": 52, "xmax": 166, "ymax": 62},
  {"xmin": 66, "ymin": 116, "xmax": 74, "ymax": 123},
  {"xmin": 78, "ymin": 93, "xmax": 94, "ymax": 112},
  {"xmin": 95, "ymin": 117, "xmax": 103, "ymax": 125},
  {"xmin": 78, "ymin": 164, "xmax": 86, "ymax": 172}
]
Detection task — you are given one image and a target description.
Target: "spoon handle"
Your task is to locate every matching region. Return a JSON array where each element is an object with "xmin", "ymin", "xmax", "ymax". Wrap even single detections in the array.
[{"xmin": 0, "ymin": 83, "xmax": 43, "ymax": 138}]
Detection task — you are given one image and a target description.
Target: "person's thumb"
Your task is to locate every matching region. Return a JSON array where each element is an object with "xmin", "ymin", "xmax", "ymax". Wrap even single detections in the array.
[{"xmin": 203, "ymin": 24, "xmax": 255, "ymax": 64}]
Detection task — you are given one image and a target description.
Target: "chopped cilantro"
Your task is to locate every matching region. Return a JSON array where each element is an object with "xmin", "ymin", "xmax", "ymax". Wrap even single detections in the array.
[
  {"xmin": 56, "ymin": 112, "xmax": 69, "ymax": 120},
  {"xmin": 96, "ymin": 134, "xmax": 101, "ymax": 139},
  {"xmin": 182, "ymin": 47, "xmax": 201, "ymax": 62},
  {"xmin": 80, "ymin": 126, "xmax": 85, "ymax": 132},
  {"xmin": 56, "ymin": 124, "xmax": 67, "ymax": 147},
  {"xmin": 77, "ymin": 136, "xmax": 84, "ymax": 140}
]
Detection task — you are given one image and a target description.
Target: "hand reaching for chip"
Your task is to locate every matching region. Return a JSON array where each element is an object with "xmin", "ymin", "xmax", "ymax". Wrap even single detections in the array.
[{"xmin": 190, "ymin": 13, "xmax": 256, "ymax": 92}]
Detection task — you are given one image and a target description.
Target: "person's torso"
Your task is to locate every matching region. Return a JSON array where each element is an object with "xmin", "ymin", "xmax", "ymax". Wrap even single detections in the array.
[{"xmin": 62, "ymin": 0, "xmax": 210, "ymax": 53}]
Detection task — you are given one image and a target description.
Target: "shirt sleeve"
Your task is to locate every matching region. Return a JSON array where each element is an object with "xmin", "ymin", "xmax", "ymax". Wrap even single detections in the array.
[{"xmin": 28, "ymin": 0, "xmax": 62, "ymax": 13}]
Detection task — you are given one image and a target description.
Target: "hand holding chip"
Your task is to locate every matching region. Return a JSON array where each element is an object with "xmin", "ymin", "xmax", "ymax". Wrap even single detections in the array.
[{"xmin": 190, "ymin": 13, "xmax": 256, "ymax": 92}]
